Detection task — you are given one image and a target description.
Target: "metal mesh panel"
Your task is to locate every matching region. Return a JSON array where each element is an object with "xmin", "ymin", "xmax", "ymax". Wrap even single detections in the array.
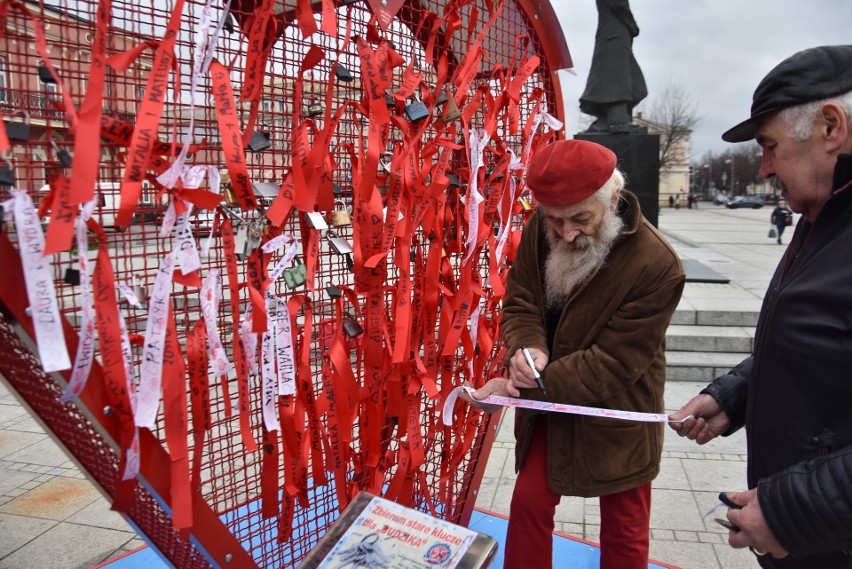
[{"xmin": 0, "ymin": 0, "xmax": 564, "ymax": 566}]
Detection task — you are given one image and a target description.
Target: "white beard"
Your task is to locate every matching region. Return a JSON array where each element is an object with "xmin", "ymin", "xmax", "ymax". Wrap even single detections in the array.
[{"xmin": 543, "ymin": 209, "xmax": 624, "ymax": 309}]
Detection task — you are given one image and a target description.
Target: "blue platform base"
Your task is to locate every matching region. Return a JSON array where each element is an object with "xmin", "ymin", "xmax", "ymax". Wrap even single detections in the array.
[{"xmin": 96, "ymin": 508, "xmax": 681, "ymax": 569}]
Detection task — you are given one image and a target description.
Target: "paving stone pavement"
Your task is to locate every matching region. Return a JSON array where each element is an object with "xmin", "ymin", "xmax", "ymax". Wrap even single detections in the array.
[{"xmin": 0, "ymin": 204, "xmax": 789, "ymax": 568}]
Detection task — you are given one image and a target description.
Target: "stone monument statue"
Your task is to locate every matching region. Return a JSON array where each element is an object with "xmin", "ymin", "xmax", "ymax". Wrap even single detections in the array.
[{"xmin": 580, "ymin": 0, "xmax": 648, "ymax": 134}]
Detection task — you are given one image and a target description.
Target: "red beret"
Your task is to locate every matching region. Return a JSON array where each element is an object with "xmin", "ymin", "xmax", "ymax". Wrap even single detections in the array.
[{"xmin": 525, "ymin": 140, "xmax": 617, "ymax": 206}]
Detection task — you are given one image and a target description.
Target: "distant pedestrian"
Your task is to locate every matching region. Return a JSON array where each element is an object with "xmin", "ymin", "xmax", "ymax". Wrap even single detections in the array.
[
  {"xmin": 692, "ymin": 195, "xmax": 699, "ymax": 209},
  {"xmin": 770, "ymin": 199, "xmax": 793, "ymax": 244},
  {"xmin": 668, "ymin": 195, "xmax": 674, "ymax": 208}
]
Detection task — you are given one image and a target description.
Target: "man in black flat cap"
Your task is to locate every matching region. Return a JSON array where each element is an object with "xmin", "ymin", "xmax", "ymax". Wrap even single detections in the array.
[{"xmin": 670, "ymin": 45, "xmax": 852, "ymax": 568}]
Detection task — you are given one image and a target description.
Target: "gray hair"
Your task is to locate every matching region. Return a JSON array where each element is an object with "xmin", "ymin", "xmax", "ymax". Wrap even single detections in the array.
[
  {"xmin": 780, "ymin": 91, "xmax": 852, "ymax": 140},
  {"xmin": 594, "ymin": 168, "xmax": 625, "ymax": 208}
]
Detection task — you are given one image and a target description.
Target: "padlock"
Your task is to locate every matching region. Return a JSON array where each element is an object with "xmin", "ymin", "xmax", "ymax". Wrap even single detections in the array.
[
  {"xmin": 442, "ymin": 89, "xmax": 462, "ymax": 123},
  {"xmin": 446, "ymin": 173, "xmax": 461, "ymax": 189},
  {"xmin": 327, "ymin": 230, "xmax": 353, "ymax": 255},
  {"xmin": 404, "ymin": 97, "xmax": 430, "ymax": 123},
  {"xmin": 247, "ymin": 130, "xmax": 271, "ymax": 153},
  {"xmin": 132, "ymin": 278, "xmax": 148, "ymax": 307},
  {"xmin": 233, "ymin": 222, "xmax": 249, "ymax": 260},
  {"xmin": 223, "ymin": 184, "xmax": 240, "ymax": 208},
  {"xmin": 246, "ymin": 222, "xmax": 263, "ymax": 252},
  {"xmin": 304, "ymin": 100, "xmax": 323, "ymax": 117},
  {"xmin": 332, "ymin": 182, "xmax": 345, "ymax": 195},
  {"xmin": 342, "ymin": 314, "xmax": 364, "ymax": 338},
  {"xmin": 223, "ymin": 11, "xmax": 235, "ymax": 33},
  {"xmin": 3, "ymin": 111, "xmax": 31, "ymax": 142},
  {"xmin": 384, "ymin": 91, "xmax": 396, "ymax": 108},
  {"xmin": 51, "ymin": 140, "xmax": 73, "ymax": 167},
  {"xmin": 0, "ymin": 161, "xmax": 14, "ymax": 187},
  {"xmin": 519, "ymin": 196, "xmax": 533, "ymax": 211},
  {"xmin": 335, "ymin": 64, "xmax": 355, "ymax": 83},
  {"xmin": 38, "ymin": 64, "xmax": 57, "ymax": 84},
  {"xmin": 325, "ymin": 282, "xmax": 342, "ymax": 298},
  {"xmin": 63, "ymin": 268, "xmax": 80, "ymax": 286},
  {"xmin": 331, "ymin": 199, "xmax": 352, "ymax": 227},
  {"xmin": 435, "ymin": 89, "xmax": 448, "ymax": 106},
  {"xmin": 305, "ymin": 211, "xmax": 328, "ymax": 231},
  {"xmin": 283, "ymin": 257, "xmax": 307, "ymax": 289}
]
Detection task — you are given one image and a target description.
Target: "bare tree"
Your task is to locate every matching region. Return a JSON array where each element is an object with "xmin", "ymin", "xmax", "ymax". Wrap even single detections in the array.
[{"xmin": 636, "ymin": 82, "xmax": 701, "ymax": 170}]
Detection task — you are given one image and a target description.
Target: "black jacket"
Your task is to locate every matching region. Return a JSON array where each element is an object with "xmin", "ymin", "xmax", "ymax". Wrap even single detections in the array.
[{"xmin": 704, "ymin": 155, "xmax": 852, "ymax": 569}]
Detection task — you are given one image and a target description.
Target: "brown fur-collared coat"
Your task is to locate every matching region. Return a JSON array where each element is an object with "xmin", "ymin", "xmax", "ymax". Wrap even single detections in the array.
[{"xmin": 500, "ymin": 191, "xmax": 684, "ymax": 497}]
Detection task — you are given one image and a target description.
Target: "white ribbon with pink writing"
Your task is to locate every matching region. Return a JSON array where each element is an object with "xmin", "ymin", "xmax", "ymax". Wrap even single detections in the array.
[
  {"xmin": 463, "ymin": 128, "xmax": 489, "ymax": 264},
  {"xmin": 201, "ymin": 268, "xmax": 232, "ymax": 377},
  {"xmin": 12, "ymin": 189, "xmax": 71, "ymax": 372},
  {"xmin": 60, "ymin": 200, "xmax": 97, "ymax": 402},
  {"xmin": 442, "ymin": 385, "xmax": 682, "ymax": 426},
  {"xmin": 136, "ymin": 250, "xmax": 176, "ymax": 428}
]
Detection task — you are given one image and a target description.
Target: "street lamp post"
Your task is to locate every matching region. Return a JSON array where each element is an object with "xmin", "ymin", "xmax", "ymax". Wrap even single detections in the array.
[
  {"xmin": 703, "ymin": 163, "xmax": 711, "ymax": 194},
  {"xmin": 725, "ymin": 158, "xmax": 735, "ymax": 194}
]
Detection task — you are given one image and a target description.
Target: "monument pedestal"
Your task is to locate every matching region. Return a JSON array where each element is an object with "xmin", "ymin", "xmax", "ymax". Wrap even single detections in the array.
[{"xmin": 575, "ymin": 133, "xmax": 660, "ymax": 227}]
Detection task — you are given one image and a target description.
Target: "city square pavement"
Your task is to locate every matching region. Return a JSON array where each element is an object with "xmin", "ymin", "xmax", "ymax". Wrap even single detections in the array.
[{"xmin": 0, "ymin": 203, "xmax": 791, "ymax": 568}]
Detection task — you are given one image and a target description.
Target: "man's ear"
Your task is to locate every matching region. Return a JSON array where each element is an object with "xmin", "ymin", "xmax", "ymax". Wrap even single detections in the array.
[
  {"xmin": 610, "ymin": 187, "xmax": 621, "ymax": 210},
  {"xmin": 819, "ymin": 102, "xmax": 849, "ymax": 152}
]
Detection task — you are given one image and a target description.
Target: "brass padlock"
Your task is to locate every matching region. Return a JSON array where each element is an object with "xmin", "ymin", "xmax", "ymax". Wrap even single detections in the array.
[
  {"xmin": 247, "ymin": 130, "xmax": 271, "ymax": 153},
  {"xmin": 223, "ymin": 184, "xmax": 239, "ymax": 208},
  {"xmin": 442, "ymin": 89, "xmax": 462, "ymax": 123},
  {"xmin": 404, "ymin": 97, "xmax": 430, "ymax": 123},
  {"xmin": 331, "ymin": 199, "xmax": 352, "ymax": 227},
  {"xmin": 3, "ymin": 111, "xmax": 31, "ymax": 142},
  {"xmin": 519, "ymin": 196, "xmax": 534, "ymax": 211},
  {"xmin": 283, "ymin": 257, "xmax": 307, "ymax": 289},
  {"xmin": 0, "ymin": 161, "xmax": 14, "ymax": 187}
]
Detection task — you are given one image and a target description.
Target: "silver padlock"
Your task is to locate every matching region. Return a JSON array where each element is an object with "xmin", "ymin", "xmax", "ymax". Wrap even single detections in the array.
[
  {"xmin": 51, "ymin": 140, "xmax": 73, "ymax": 167},
  {"xmin": 327, "ymin": 230, "xmax": 353, "ymax": 255},
  {"xmin": 234, "ymin": 222, "xmax": 249, "ymax": 260},
  {"xmin": 331, "ymin": 199, "xmax": 352, "ymax": 227}
]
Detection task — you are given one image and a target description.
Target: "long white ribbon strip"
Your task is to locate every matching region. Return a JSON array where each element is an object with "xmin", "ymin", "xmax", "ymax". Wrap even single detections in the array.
[{"xmin": 442, "ymin": 385, "xmax": 684, "ymax": 426}]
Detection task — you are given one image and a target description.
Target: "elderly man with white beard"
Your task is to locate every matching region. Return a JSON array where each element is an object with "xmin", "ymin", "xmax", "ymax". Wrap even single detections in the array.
[{"xmin": 489, "ymin": 139, "xmax": 685, "ymax": 569}]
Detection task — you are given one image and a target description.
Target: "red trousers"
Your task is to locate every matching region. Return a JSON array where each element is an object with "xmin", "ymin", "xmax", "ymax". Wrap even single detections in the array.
[{"xmin": 503, "ymin": 421, "xmax": 652, "ymax": 569}]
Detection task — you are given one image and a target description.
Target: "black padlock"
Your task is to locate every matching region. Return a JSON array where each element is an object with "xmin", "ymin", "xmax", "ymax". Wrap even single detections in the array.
[
  {"xmin": 332, "ymin": 182, "xmax": 344, "ymax": 195},
  {"xmin": 446, "ymin": 173, "xmax": 461, "ymax": 189},
  {"xmin": 4, "ymin": 111, "xmax": 31, "ymax": 142},
  {"xmin": 64, "ymin": 268, "xmax": 81, "ymax": 286},
  {"xmin": 326, "ymin": 283, "xmax": 342, "ymax": 298},
  {"xmin": 404, "ymin": 98, "xmax": 430, "ymax": 122},
  {"xmin": 305, "ymin": 101, "xmax": 323, "ymax": 117},
  {"xmin": 52, "ymin": 140, "xmax": 73, "ymax": 167},
  {"xmin": 335, "ymin": 65, "xmax": 355, "ymax": 83},
  {"xmin": 343, "ymin": 315, "xmax": 364, "ymax": 338},
  {"xmin": 0, "ymin": 162, "xmax": 14, "ymax": 187},
  {"xmin": 38, "ymin": 64, "xmax": 57, "ymax": 84},
  {"xmin": 247, "ymin": 130, "xmax": 271, "ymax": 153},
  {"xmin": 384, "ymin": 91, "xmax": 396, "ymax": 108},
  {"xmin": 223, "ymin": 12, "xmax": 235, "ymax": 33},
  {"xmin": 436, "ymin": 90, "xmax": 448, "ymax": 106}
]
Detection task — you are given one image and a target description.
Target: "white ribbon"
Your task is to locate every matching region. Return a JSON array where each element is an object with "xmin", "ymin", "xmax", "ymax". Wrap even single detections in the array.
[
  {"xmin": 12, "ymin": 189, "xmax": 71, "ymax": 372},
  {"xmin": 60, "ymin": 201, "xmax": 98, "ymax": 401},
  {"xmin": 136, "ymin": 250, "xmax": 176, "ymax": 428},
  {"xmin": 494, "ymin": 150, "xmax": 524, "ymax": 264},
  {"xmin": 273, "ymin": 298, "xmax": 295, "ymax": 396},
  {"xmin": 463, "ymin": 128, "xmax": 489, "ymax": 264},
  {"xmin": 260, "ymin": 297, "xmax": 279, "ymax": 431},
  {"xmin": 116, "ymin": 305, "xmax": 140, "ymax": 480},
  {"xmin": 201, "ymin": 269, "xmax": 232, "ymax": 377},
  {"xmin": 264, "ymin": 233, "xmax": 300, "ymax": 284},
  {"xmin": 442, "ymin": 385, "xmax": 683, "ymax": 426}
]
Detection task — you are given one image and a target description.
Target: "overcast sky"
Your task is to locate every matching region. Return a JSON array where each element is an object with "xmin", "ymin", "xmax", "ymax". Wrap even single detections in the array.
[{"xmin": 551, "ymin": 0, "xmax": 852, "ymax": 161}]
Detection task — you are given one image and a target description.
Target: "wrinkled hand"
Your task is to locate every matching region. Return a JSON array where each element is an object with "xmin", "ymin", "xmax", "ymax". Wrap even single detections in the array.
[
  {"xmin": 668, "ymin": 394, "xmax": 730, "ymax": 444},
  {"xmin": 506, "ymin": 347, "xmax": 548, "ymax": 397},
  {"xmin": 724, "ymin": 489, "xmax": 788, "ymax": 559},
  {"xmin": 460, "ymin": 378, "xmax": 511, "ymax": 413}
]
